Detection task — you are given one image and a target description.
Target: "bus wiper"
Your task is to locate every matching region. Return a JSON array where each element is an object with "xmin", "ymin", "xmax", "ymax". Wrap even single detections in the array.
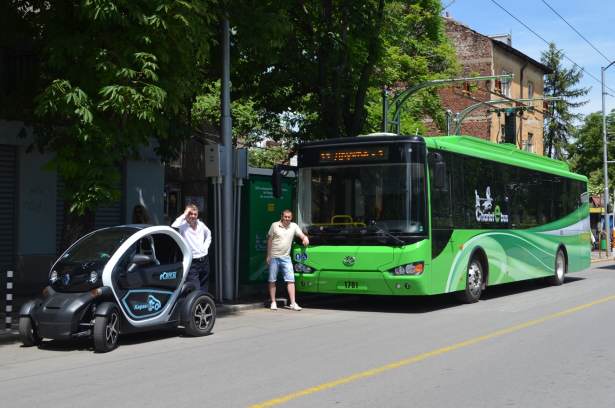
[{"xmin": 367, "ymin": 221, "xmax": 406, "ymax": 245}]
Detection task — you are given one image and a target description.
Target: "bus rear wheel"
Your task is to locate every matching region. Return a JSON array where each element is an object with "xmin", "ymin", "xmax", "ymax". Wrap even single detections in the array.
[
  {"xmin": 548, "ymin": 249, "xmax": 566, "ymax": 286},
  {"xmin": 457, "ymin": 257, "xmax": 483, "ymax": 303}
]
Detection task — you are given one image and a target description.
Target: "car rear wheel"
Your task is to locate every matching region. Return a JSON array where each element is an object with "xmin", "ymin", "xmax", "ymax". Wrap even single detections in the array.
[
  {"xmin": 184, "ymin": 294, "xmax": 216, "ymax": 336},
  {"xmin": 19, "ymin": 316, "xmax": 41, "ymax": 347},
  {"xmin": 93, "ymin": 307, "xmax": 120, "ymax": 353}
]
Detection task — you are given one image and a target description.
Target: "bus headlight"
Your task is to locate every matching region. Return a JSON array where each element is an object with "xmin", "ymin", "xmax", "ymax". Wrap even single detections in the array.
[
  {"xmin": 294, "ymin": 263, "xmax": 314, "ymax": 273},
  {"xmin": 390, "ymin": 262, "xmax": 424, "ymax": 276}
]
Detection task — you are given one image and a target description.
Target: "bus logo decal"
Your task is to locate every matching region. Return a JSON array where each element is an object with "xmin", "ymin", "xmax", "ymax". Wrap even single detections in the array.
[
  {"xmin": 343, "ymin": 256, "xmax": 356, "ymax": 266},
  {"xmin": 475, "ymin": 187, "xmax": 508, "ymax": 223}
]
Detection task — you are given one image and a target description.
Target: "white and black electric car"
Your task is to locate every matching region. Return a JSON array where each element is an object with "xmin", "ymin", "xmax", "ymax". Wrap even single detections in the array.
[{"xmin": 18, "ymin": 225, "xmax": 216, "ymax": 352}]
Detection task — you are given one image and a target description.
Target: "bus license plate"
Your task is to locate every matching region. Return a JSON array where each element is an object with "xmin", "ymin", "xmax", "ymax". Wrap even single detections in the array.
[{"xmin": 343, "ymin": 281, "xmax": 359, "ymax": 289}]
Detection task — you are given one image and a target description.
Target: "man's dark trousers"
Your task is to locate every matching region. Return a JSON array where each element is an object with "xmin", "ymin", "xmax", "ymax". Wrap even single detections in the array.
[{"xmin": 189, "ymin": 255, "xmax": 210, "ymax": 293}]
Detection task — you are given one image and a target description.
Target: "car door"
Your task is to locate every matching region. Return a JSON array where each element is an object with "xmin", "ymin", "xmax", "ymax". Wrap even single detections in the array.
[{"xmin": 113, "ymin": 231, "xmax": 186, "ymax": 320}]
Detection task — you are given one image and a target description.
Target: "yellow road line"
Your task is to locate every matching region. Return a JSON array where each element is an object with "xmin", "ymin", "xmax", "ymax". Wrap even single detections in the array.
[{"xmin": 249, "ymin": 294, "xmax": 615, "ymax": 408}]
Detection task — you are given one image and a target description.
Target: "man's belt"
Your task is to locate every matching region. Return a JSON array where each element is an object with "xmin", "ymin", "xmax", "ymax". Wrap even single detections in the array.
[{"xmin": 193, "ymin": 256, "xmax": 207, "ymax": 262}]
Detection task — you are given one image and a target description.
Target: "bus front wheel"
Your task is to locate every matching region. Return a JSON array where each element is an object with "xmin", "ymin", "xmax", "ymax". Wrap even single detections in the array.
[
  {"xmin": 457, "ymin": 257, "xmax": 483, "ymax": 303},
  {"xmin": 548, "ymin": 249, "xmax": 566, "ymax": 286}
]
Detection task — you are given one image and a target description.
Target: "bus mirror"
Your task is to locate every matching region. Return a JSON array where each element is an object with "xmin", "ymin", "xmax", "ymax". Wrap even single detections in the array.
[
  {"xmin": 434, "ymin": 161, "xmax": 447, "ymax": 190},
  {"xmin": 272, "ymin": 165, "xmax": 282, "ymax": 198}
]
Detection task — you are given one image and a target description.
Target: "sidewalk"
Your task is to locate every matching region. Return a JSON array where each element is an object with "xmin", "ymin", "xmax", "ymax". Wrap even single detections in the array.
[
  {"xmin": 591, "ymin": 249, "xmax": 614, "ymax": 263},
  {"xmin": 0, "ymin": 296, "xmax": 288, "ymax": 345}
]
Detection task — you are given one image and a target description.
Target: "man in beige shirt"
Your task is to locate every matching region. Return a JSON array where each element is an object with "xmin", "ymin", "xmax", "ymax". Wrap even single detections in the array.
[{"xmin": 267, "ymin": 209, "xmax": 309, "ymax": 310}]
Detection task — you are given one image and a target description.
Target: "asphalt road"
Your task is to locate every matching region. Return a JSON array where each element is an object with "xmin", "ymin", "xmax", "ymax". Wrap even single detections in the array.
[{"xmin": 2, "ymin": 262, "xmax": 615, "ymax": 408}]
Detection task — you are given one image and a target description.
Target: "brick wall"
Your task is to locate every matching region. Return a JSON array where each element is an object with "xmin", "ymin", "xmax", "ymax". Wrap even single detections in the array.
[{"xmin": 425, "ymin": 18, "xmax": 494, "ymax": 140}]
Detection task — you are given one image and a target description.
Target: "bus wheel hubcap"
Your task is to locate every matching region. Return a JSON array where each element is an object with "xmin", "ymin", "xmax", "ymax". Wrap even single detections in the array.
[
  {"xmin": 556, "ymin": 253, "xmax": 565, "ymax": 280},
  {"xmin": 468, "ymin": 262, "xmax": 482, "ymax": 295}
]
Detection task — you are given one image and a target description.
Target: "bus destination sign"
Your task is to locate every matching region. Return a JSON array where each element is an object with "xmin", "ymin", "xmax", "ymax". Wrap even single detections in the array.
[{"xmin": 319, "ymin": 146, "xmax": 389, "ymax": 163}]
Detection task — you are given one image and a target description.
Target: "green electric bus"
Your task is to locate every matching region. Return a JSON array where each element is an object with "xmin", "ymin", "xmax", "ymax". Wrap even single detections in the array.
[{"xmin": 291, "ymin": 134, "xmax": 590, "ymax": 302}]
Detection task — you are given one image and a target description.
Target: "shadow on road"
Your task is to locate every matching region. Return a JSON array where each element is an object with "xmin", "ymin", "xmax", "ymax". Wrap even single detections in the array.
[
  {"xmin": 596, "ymin": 263, "xmax": 615, "ymax": 271},
  {"xmin": 302, "ymin": 276, "xmax": 586, "ymax": 314},
  {"xmin": 31, "ymin": 328, "xmax": 185, "ymax": 353}
]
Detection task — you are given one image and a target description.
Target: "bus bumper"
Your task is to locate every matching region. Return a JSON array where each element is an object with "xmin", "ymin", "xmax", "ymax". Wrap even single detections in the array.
[{"xmin": 296, "ymin": 271, "xmax": 430, "ymax": 296}]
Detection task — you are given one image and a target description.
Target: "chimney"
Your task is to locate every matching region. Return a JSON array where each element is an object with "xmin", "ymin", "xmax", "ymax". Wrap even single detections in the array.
[{"xmin": 490, "ymin": 33, "xmax": 512, "ymax": 47}]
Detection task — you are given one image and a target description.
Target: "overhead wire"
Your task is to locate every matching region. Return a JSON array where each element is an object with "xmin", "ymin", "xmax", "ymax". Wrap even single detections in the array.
[
  {"xmin": 488, "ymin": 0, "xmax": 615, "ymax": 95},
  {"xmin": 541, "ymin": 0, "xmax": 612, "ymax": 64}
]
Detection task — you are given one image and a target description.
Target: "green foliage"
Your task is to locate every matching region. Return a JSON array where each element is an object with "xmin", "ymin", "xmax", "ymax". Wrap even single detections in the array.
[
  {"xmin": 248, "ymin": 146, "xmax": 288, "ymax": 169},
  {"xmin": 541, "ymin": 42, "xmax": 590, "ymax": 160},
  {"xmin": 191, "ymin": 81, "xmax": 271, "ymax": 146},
  {"xmin": 568, "ymin": 110, "xmax": 615, "ymax": 195},
  {"xmin": 15, "ymin": 0, "xmax": 218, "ymax": 214},
  {"xmin": 230, "ymin": 0, "xmax": 455, "ymax": 140},
  {"xmin": 5, "ymin": 0, "xmax": 458, "ymax": 217}
]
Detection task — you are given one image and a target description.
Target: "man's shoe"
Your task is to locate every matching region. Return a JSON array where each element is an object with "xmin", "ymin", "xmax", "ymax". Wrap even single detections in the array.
[
  {"xmin": 289, "ymin": 302, "xmax": 302, "ymax": 311},
  {"xmin": 270, "ymin": 301, "xmax": 278, "ymax": 310}
]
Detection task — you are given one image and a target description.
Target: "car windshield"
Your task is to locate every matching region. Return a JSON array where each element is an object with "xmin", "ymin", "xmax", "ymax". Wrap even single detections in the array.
[
  {"xmin": 297, "ymin": 163, "xmax": 427, "ymax": 245},
  {"xmin": 60, "ymin": 227, "xmax": 138, "ymax": 264}
]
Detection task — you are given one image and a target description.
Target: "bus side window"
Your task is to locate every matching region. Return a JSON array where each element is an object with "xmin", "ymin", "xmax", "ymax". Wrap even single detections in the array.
[{"xmin": 429, "ymin": 151, "xmax": 451, "ymax": 228}]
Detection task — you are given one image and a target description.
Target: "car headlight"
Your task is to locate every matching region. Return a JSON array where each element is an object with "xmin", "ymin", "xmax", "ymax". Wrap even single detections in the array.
[
  {"xmin": 390, "ymin": 261, "xmax": 424, "ymax": 276},
  {"xmin": 89, "ymin": 270, "xmax": 99, "ymax": 284},
  {"xmin": 49, "ymin": 270, "xmax": 58, "ymax": 284},
  {"xmin": 293, "ymin": 263, "xmax": 314, "ymax": 273}
]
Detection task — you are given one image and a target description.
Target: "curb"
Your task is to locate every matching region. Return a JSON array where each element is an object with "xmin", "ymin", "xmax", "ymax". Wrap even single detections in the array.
[
  {"xmin": 0, "ymin": 301, "xmax": 269, "ymax": 346},
  {"xmin": 591, "ymin": 257, "xmax": 614, "ymax": 264},
  {"xmin": 217, "ymin": 301, "xmax": 267, "ymax": 315}
]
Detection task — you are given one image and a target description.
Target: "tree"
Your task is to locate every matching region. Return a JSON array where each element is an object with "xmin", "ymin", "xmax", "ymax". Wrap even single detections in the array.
[
  {"xmin": 248, "ymin": 146, "xmax": 288, "ymax": 168},
  {"xmin": 568, "ymin": 110, "xmax": 615, "ymax": 194},
  {"xmin": 229, "ymin": 0, "xmax": 455, "ymax": 141},
  {"xmin": 541, "ymin": 42, "xmax": 590, "ymax": 159},
  {"xmin": 5, "ymin": 1, "xmax": 219, "ymax": 247}
]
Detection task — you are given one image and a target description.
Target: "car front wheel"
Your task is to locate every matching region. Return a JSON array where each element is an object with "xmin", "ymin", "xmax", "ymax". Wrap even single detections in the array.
[
  {"xmin": 93, "ymin": 307, "xmax": 120, "ymax": 353},
  {"xmin": 19, "ymin": 316, "xmax": 41, "ymax": 347}
]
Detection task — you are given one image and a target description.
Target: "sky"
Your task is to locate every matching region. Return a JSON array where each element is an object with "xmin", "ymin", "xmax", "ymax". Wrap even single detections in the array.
[{"xmin": 444, "ymin": 0, "xmax": 615, "ymax": 118}]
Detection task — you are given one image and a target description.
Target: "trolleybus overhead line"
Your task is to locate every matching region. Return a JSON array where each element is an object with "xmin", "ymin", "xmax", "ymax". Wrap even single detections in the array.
[
  {"xmin": 382, "ymin": 74, "xmax": 513, "ymax": 134},
  {"xmin": 488, "ymin": 0, "xmax": 615, "ymax": 95},
  {"xmin": 541, "ymin": 0, "xmax": 613, "ymax": 64},
  {"xmin": 453, "ymin": 96, "xmax": 562, "ymax": 136},
  {"xmin": 449, "ymin": 84, "xmax": 554, "ymax": 119}
]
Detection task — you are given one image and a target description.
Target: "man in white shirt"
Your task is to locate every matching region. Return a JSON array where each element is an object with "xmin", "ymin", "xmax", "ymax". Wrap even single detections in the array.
[
  {"xmin": 266, "ymin": 209, "xmax": 309, "ymax": 311},
  {"xmin": 172, "ymin": 204, "xmax": 212, "ymax": 292}
]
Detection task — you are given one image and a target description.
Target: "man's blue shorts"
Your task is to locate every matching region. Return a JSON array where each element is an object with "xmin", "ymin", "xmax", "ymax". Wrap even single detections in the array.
[{"xmin": 268, "ymin": 256, "xmax": 294, "ymax": 282}]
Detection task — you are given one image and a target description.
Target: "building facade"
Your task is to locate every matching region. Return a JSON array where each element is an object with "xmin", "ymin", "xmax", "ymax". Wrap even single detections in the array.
[
  {"xmin": 430, "ymin": 17, "xmax": 551, "ymax": 155},
  {"xmin": 0, "ymin": 120, "xmax": 165, "ymax": 295}
]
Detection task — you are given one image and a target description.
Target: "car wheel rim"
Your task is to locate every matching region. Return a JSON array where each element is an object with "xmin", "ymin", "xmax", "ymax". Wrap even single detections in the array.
[
  {"xmin": 556, "ymin": 252, "xmax": 565, "ymax": 280},
  {"xmin": 194, "ymin": 301, "xmax": 213, "ymax": 330},
  {"xmin": 106, "ymin": 312, "xmax": 119, "ymax": 346},
  {"xmin": 27, "ymin": 321, "xmax": 35, "ymax": 338},
  {"xmin": 468, "ymin": 262, "xmax": 482, "ymax": 297}
]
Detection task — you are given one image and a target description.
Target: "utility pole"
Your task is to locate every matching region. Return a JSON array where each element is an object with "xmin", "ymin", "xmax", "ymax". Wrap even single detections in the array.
[
  {"xmin": 221, "ymin": 18, "xmax": 234, "ymax": 299},
  {"xmin": 602, "ymin": 63, "xmax": 615, "ymax": 257}
]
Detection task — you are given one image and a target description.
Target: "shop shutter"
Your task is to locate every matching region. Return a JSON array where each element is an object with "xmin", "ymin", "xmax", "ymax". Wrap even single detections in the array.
[{"xmin": 0, "ymin": 145, "xmax": 16, "ymax": 271}]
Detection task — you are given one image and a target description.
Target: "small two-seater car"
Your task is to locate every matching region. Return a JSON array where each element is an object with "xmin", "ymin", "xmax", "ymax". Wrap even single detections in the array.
[{"xmin": 19, "ymin": 225, "xmax": 215, "ymax": 352}]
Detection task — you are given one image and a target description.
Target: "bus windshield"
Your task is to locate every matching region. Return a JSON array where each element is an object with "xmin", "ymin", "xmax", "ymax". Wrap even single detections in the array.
[{"xmin": 297, "ymin": 163, "xmax": 427, "ymax": 245}]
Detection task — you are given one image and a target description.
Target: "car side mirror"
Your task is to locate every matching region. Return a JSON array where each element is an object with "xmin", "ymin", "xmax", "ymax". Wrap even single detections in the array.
[
  {"xmin": 429, "ymin": 152, "xmax": 447, "ymax": 191},
  {"xmin": 434, "ymin": 161, "xmax": 447, "ymax": 190}
]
